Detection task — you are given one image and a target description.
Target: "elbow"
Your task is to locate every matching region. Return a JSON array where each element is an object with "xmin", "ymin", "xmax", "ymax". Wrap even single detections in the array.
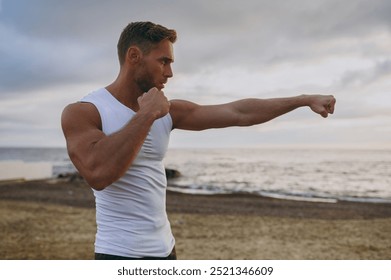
[
  {"xmin": 80, "ymin": 158, "xmax": 125, "ymax": 190},
  {"xmin": 70, "ymin": 151, "xmax": 128, "ymax": 190},
  {"xmin": 87, "ymin": 178, "xmax": 109, "ymax": 191},
  {"xmin": 68, "ymin": 151, "xmax": 122, "ymax": 191},
  {"xmin": 83, "ymin": 168, "xmax": 119, "ymax": 191}
]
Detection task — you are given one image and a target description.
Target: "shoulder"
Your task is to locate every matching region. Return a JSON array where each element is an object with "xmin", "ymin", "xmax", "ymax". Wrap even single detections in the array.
[
  {"xmin": 62, "ymin": 102, "xmax": 100, "ymax": 122},
  {"xmin": 61, "ymin": 102, "xmax": 102, "ymax": 131},
  {"xmin": 169, "ymin": 99, "xmax": 200, "ymax": 129},
  {"xmin": 169, "ymin": 99, "xmax": 201, "ymax": 115}
]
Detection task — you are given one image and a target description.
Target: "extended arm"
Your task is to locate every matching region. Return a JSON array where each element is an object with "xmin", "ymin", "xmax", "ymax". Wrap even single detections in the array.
[{"xmin": 170, "ymin": 94, "xmax": 335, "ymax": 130}]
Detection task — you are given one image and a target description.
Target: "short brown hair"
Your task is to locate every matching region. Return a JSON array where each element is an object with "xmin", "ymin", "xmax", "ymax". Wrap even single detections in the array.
[{"xmin": 117, "ymin": 21, "xmax": 177, "ymax": 65}]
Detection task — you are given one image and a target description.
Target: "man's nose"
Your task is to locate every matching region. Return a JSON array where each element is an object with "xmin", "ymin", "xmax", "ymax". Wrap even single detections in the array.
[{"xmin": 165, "ymin": 65, "xmax": 173, "ymax": 78}]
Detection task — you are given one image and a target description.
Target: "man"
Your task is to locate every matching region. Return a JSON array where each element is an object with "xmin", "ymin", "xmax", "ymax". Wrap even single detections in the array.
[{"xmin": 61, "ymin": 21, "xmax": 336, "ymax": 260}]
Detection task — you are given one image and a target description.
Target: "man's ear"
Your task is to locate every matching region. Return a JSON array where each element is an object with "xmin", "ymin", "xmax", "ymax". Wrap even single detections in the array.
[{"xmin": 126, "ymin": 47, "xmax": 142, "ymax": 64}]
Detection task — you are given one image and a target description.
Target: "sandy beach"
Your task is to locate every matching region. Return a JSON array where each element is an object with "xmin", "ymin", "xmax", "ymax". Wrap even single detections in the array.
[{"xmin": 1, "ymin": 178, "xmax": 390, "ymax": 260}]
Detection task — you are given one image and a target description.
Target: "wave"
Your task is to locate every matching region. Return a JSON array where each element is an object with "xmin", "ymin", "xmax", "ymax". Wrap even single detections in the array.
[{"xmin": 167, "ymin": 183, "xmax": 391, "ymax": 204}]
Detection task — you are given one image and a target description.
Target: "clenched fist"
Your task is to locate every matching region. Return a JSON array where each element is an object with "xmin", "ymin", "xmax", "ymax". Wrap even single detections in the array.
[
  {"xmin": 307, "ymin": 95, "xmax": 336, "ymax": 118},
  {"xmin": 137, "ymin": 87, "xmax": 171, "ymax": 119}
]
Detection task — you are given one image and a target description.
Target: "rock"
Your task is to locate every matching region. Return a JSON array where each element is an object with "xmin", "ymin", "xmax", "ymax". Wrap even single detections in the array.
[
  {"xmin": 165, "ymin": 168, "xmax": 181, "ymax": 179},
  {"xmin": 57, "ymin": 172, "xmax": 83, "ymax": 182}
]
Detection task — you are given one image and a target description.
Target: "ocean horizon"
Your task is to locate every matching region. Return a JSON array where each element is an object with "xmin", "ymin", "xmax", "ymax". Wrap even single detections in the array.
[{"xmin": 0, "ymin": 146, "xmax": 390, "ymax": 204}]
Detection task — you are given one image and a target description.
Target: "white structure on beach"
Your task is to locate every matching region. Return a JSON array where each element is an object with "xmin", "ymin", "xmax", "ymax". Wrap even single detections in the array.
[{"xmin": 0, "ymin": 161, "xmax": 52, "ymax": 181}]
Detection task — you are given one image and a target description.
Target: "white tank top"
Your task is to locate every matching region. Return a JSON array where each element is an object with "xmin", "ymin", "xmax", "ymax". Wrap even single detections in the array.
[{"xmin": 80, "ymin": 88, "xmax": 175, "ymax": 258}]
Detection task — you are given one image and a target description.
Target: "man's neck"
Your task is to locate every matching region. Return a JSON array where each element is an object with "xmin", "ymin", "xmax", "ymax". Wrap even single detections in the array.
[{"xmin": 106, "ymin": 78, "xmax": 142, "ymax": 112}]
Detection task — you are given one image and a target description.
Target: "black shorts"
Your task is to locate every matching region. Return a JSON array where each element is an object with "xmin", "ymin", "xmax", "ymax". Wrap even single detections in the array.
[{"xmin": 95, "ymin": 247, "xmax": 177, "ymax": 260}]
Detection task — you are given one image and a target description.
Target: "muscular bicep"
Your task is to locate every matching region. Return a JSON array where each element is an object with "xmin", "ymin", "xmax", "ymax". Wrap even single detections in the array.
[
  {"xmin": 170, "ymin": 99, "xmax": 242, "ymax": 131},
  {"xmin": 61, "ymin": 103, "xmax": 105, "ymax": 171}
]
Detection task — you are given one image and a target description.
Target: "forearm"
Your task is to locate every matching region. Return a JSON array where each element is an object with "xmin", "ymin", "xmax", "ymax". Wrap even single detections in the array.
[
  {"xmin": 83, "ymin": 111, "xmax": 155, "ymax": 189},
  {"xmin": 233, "ymin": 95, "xmax": 309, "ymax": 126}
]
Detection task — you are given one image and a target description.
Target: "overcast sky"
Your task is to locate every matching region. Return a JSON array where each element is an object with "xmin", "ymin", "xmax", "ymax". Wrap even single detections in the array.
[{"xmin": 1, "ymin": 0, "xmax": 390, "ymax": 149}]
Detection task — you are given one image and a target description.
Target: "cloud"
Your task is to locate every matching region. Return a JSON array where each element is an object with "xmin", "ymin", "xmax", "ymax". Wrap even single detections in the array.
[
  {"xmin": 1, "ymin": 0, "xmax": 391, "ymax": 148},
  {"xmin": 0, "ymin": 24, "xmax": 116, "ymax": 96},
  {"xmin": 338, "ymin": 59, "xmax": 391, "ymax": 88},
  {"xmin": 171, "ymin": 0, "xmax": 391, "ymax": 73}
]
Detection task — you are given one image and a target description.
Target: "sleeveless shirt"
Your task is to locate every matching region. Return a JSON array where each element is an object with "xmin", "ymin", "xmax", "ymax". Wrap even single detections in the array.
[{"xmin": 80, "ymin": 88, "xmax": 175, "ymax": 258}]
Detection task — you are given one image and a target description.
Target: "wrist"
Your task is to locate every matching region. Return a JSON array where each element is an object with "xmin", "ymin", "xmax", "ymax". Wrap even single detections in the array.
[
  {"xmin": 136, "ymin": 108, "xmax": 158, "ymax": 123},
  {"xmin": 298, "ymin": 94, "xmax": 312, "ymax": 107}
]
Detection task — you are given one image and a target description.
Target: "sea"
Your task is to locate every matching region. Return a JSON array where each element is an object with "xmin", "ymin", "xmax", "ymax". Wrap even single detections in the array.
[{"xmin": 0, "ymin": 147, "xmax": 390, "ymax": 204}]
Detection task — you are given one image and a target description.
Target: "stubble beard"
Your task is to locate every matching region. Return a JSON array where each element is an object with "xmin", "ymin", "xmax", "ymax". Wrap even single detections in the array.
[{"xmin": 135, "ymin": 63, "xmax": 156, "ymax": 93}]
